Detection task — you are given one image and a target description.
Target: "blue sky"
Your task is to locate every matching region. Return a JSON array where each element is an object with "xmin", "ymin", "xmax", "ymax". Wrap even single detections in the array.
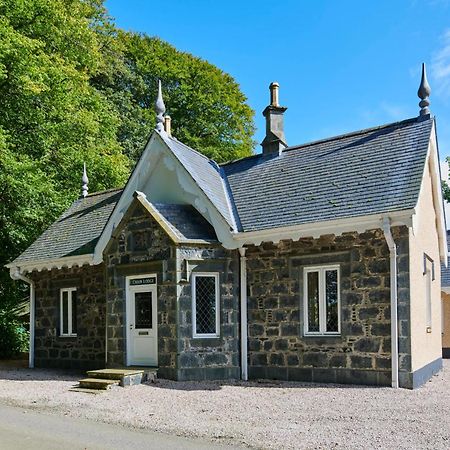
[{"xmin": 106, "ymin": 0, "xmax": 450, "ymax": 158}]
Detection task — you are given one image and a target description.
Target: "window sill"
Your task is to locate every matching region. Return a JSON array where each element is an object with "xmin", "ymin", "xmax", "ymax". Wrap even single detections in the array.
[
  {"xmin": 59, "ymin": 334, "xmax": 77, "ymax": 338},
  {"xmin": 192, "ymin": 334, "xmax": 220, "ymax": 339},
  {"xmin": 303, "ymin": 333, "xmax": 341, "ymax": 337}
]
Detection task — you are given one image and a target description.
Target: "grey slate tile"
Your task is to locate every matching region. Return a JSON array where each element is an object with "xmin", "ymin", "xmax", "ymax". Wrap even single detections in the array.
[{"xmin": 11, "ymin": 189, "xmax": 122, "ymax": 265}]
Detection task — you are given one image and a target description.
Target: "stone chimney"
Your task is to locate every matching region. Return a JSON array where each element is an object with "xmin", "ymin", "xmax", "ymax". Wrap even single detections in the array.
[{"xmin": 261, "ymin": 82, "xmax": 288, "ymax": 155}]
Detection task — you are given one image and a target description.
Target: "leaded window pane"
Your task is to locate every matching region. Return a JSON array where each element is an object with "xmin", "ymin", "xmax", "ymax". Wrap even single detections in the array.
[
  {"xmin": 307, "ymin": 271, "xmax": 320, "ymax": 332},
  {"xmin": 195, "ymin": 276, "xmax": 217, "ymax": 335},
  {"xmin": 325, "ymin": 269, "xmax": 338, "ymax": 332},
  {"xmin": 135, "ymin": 291, "xmax": 153, "ymax": 329},
  {"xmin": 62, "ymin": 290, "xmax": 69, "ymax": 335}
]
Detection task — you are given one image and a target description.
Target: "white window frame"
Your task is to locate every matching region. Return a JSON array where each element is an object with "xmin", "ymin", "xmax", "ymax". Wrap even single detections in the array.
[
  {"xmin": 192, "ymin": 272, "xmax": 220, "ymax": 338},
  {"xmin": 60, "ymin": 287, "xmax": 77, "ymax": 337},
  {"xmin": 423, "ymin": 253, "xmax": 434, "ymax": 333},
  {"xmin": 425, "ymin": 267, "xmax": 432, "ymax": 332},
  {"xmin": 303, "ymin": 265, "xmax": 341, "ymax": 336}
]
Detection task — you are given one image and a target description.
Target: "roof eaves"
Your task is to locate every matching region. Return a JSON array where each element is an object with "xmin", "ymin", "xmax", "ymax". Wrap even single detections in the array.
[{"xmin": 160, "ymin": 132, "xmax": 237, "ymax": 231}]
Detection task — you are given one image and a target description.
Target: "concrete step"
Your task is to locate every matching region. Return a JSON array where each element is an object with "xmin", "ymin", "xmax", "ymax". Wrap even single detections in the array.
[
  {"xmin": 87, "ymin": 369, "xmax": 144, "ymax": 380},
  {"xmin": 86, "ymin": 368, "xmax": 157, "ymax": 387},
  {"xmin": 78, "ymin": 378, "xmax": 119, "ymax": 390}
]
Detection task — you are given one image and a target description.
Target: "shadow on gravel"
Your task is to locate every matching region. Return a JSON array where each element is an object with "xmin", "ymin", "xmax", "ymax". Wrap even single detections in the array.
[
  {"xmin": 146, "ymin": 378, "xmax": 381, "ymax": 392},
  {"xmin": 0, "ymin": 366, "xmax": 81, "ymax": 382}
]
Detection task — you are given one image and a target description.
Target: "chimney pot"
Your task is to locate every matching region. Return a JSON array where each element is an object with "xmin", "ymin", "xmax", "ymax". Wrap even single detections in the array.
[
  {"xmin": 270, "ymin": 82, "xmax": 280, "ymax": 107},
  {"xmin": 164, "ymin": 115, "xmax": 172, "ymax": 136}
]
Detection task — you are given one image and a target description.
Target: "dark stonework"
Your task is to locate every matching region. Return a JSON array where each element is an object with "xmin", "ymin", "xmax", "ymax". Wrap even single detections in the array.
[
  {"xmin": 104, "ymin": 199, "xmax": 177, "ymax": 374},
  {"xmin": 177, "ymin": 246, "xmax": 240, "ymax": 380},
  {"xmin": 30, "ymin": 204, "xmax": 415, "ymax": 387},
  {"xmin": 104, "ymin": 199, "xmax": 240, "ymax": 380},
  {"xmin": 245, "ymin": 227, "xmax": 411, "ymax": 387},
  {"xmin": 31, "ymin": 265, "xmax": 106, "ymax": 370}
]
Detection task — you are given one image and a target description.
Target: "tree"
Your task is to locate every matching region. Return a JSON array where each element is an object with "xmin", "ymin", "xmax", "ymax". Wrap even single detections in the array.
[
  {"xmin": 0, "ymin": 0, "xmax": 130, "ymax": 316},
  {"xmin": 98, "ymin": 32, "xmax": 255, "ymax": 163},
  {"xmin": 0, "ymin": 0, "xmax": 256, "ymax": 318}
]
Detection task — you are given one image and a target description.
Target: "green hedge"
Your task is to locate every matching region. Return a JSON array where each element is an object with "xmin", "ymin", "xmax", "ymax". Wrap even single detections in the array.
[{"xmin": 0, "ymin": 312, "xmax": 29, "ymax": 359}]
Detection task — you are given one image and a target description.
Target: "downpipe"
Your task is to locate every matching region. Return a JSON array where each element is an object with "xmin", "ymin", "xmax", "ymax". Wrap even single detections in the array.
[
  {"xmin": 10, "ymin": 269, "xmax": 35, "ymax": 369},
  {"xmin": 382, "ymin": 217, "xmax": 399, "ymax": 388},
  {"xmin": 239, "ymin": 247, "xmax": 248, "ymax": 381}
]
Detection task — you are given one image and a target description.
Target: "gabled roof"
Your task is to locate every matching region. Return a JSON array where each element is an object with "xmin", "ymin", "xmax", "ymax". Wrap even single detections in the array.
[
  {"xmin": 8, "ymin": 189, "xmax": 122, "ymax": 268},
  {"xmin": 222, "ymin": 117, "xmax": 434, "ymax": 232},
  {"xmin": 8, "ymin": 114, "xmax": 444, "ymax": 271},
  {"xmin": 161, "ymin": 134, "xmax": 238, "ymax": 230},
  {"xmin": 134, "ymin": 192, "xmax": 218, "ymax": 243}
]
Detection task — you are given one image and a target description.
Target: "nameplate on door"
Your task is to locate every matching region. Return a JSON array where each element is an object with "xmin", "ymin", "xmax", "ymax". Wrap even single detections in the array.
[
  {"xmin": 130, "ymin": 277, "xmax": 156, "ymax": 286},
  {"xmin": 138, "ymin": 331, "xmax": 149, "ymax": 336}
]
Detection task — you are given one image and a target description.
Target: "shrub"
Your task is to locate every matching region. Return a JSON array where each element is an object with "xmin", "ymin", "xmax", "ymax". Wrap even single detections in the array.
[{"xmin": 0, "ymin": 312, "xmax": 29, "ymax": 359}]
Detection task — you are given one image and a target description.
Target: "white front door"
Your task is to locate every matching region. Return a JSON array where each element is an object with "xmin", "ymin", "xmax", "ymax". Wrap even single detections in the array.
[{"xmin": 126, "ymin": 275, "xmax": 158, "ymax": 366}]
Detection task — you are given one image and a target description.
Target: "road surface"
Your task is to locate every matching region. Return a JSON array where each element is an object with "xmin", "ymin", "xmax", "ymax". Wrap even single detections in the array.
[{"xmin": 0, "ymin": 403, "xmax": 239, "ymax": 449}]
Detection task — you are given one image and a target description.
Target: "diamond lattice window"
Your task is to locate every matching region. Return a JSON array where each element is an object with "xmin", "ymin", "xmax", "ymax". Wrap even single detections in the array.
[
  {"xmin": 193, "ymin": 274, "xmax": 219, "ymax": 336},
  {"xmin": 304, "ymin": 266, "xmax": 340, "ymax": 335}
]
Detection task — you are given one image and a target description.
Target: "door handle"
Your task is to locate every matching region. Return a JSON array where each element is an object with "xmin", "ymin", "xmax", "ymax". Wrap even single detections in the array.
[{"xmin": 130, "ymin": 324, "xmax": 134, "ymax": 330}]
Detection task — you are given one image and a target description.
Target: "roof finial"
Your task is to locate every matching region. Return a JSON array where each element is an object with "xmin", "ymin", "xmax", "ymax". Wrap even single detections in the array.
[
  {"xmin": 155, "ymin": 80, "xmax": 166, "ymax": 132},
  {"xmin": 81, "ymin": 162, "xmax": 88, "ymax": 198},
  {"xmin": 418, "ymin": 63, "xmax": 431, "ymax": 117}
]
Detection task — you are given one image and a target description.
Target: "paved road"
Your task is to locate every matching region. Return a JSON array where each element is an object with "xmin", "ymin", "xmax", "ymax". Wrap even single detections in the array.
[{"xmin": 0, "ymin": 404, "xmax": 239, "ymax": 450}]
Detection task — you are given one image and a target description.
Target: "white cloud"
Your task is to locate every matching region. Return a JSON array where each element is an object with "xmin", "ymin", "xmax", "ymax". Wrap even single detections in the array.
[{"xmin": 432, "ymin": 29, "xmax": 450, "ymax": 97}]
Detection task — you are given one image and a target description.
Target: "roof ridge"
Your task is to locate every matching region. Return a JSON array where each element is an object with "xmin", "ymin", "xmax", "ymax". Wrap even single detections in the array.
[
  {"xmin": 221, "ymin": 116, "xmax": 431, "ymax": 167},
  {"xmin": 86, "ymin": 187, "xmax": 124, "ymax": 198}
]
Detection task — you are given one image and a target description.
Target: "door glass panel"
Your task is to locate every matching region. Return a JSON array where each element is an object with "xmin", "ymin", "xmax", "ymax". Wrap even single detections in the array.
[
  {"xmin": 307, "ymin": 271, "xmax": 319, "ymax": 332},
  {"xmin": 135, "ymin": 291, "xmax": 152, "ymax": 329},
  {"xmin": 325, "ymin": 269, "xmax": 338, "ymax": 332}
]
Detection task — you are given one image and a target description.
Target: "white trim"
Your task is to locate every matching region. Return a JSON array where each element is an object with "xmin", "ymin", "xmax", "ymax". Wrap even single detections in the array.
[
  {"xmin": 6, "ymin": 254, "xmax": 94, "ymax": 274},
  {"xmin": 125, "ymin": 274, "xmax": 158, "ymax": 367},
  {"xmin": 303, "ymin": 265, "xmax": 341, "ymax": 336},
  {"xmin": 60, "ymin": 287, "xmax": 77, "ymax": 337},
  {"xmin": 422, "ymin": 121, "xmax": 448, "ymax": 263},
  {"xmin": 93, "ymin": 131, "xmax": 238, "ymax": 264},
  {"xmin": 10, "ymin": 270, "xmax": 35, "ymax": 368},
  {"xmin": 192, "ymin": 272, "xmax": 220, "ymax": 338},
  {"xmin": 233, "ymin": 209, "xmax": 415, "ymax": 247}
]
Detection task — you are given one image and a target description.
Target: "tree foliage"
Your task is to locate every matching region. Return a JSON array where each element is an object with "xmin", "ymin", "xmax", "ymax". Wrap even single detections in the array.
[
  {"xmin": 102, "ymin": 32, "xmax": 255, "ymax": 163},
  {"xmin": 0, "ymin": 0, "xmax": 255, "ymax": 315}
]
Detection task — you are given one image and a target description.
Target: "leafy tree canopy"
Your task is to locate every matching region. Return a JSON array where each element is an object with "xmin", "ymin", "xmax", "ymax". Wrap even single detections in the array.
[{"xmin": 0, "ymin": 0, "xmax": 255, "ymax": 313}]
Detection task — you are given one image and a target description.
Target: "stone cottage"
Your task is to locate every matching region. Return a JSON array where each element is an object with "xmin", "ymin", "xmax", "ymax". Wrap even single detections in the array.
[{"xmin": 7, "ymin": 65, "xmax": 447, "ymax": 388}]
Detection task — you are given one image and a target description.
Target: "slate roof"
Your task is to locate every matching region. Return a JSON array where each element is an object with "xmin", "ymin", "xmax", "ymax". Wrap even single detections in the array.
[
  {"xmin": 9, "ymin": 115, "xmax": 436, "ymax": 267},
  {"xmin": 162, "ymin": 135, "xmax": 236, "ymax": 230},
  {"xmin": 442, "ymin": 230, "xmax": 450, "ymax": 287},
  {"xmin": 222, "ymin": 117, "xmax": 434, "ymax": 232},
  {"xmin": 10, "ymin": 189, "xmax": 122, "ymax": 266},
  {"xmin": 152, "ymin": 203, "xmax": 218, "ymax": 242}
]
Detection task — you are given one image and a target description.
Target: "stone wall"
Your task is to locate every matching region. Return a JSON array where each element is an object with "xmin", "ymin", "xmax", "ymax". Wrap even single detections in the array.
[
  {"xmin": 245, "ymin": 227, "xmax": 410, "ymax": 386},
  {"xmin": 31, "ymin": 264, "xmax": 106, "ymax": 370},
  {"xmin": 104, "ymin": 200, "xmax": 178, "ymax": 376},
  {"xmin": 176, "ymin": 246, "xmax": 240, "ymax": 380},
  {"xmin": 104, "ymin": 199, "xmax": 240, "ymax": 380}
]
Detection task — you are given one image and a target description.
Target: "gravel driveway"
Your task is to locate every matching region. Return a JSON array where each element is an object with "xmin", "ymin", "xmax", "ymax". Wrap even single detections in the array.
[{"xmin": 0, "ymin": 361, "xmax": 449, "ymax": 449}]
